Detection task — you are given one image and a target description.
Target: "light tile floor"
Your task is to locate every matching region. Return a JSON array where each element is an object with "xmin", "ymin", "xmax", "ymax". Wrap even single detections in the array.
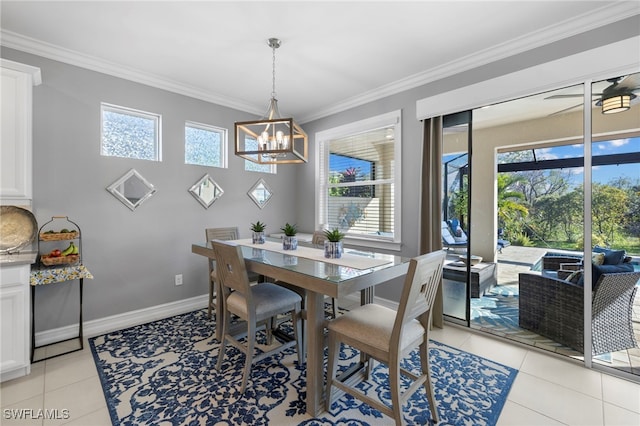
[{"xmin": 2, "ymin": 309, "xmax": 639, "ymax": 425}]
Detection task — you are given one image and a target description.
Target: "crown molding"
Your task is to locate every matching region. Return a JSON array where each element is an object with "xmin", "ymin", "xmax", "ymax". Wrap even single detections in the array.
[
  {"xmin": 298, "ymin": 2, "xmax": 640, "ymax": 123},
  {"xmin": 0, "ymin": 30, "xmax": 264, "ymax": 116},
  {"xmin": 1, "ymin": 2, "xmax": 637, "ymax": 124}
]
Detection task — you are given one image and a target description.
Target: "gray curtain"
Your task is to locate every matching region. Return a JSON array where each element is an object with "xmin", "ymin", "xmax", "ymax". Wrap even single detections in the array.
[{"xmin": 420, "ymin": 117, "xmax": 444, "ymax": 327}]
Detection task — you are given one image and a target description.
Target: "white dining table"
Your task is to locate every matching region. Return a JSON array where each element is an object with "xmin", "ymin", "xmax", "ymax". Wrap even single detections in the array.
[{"xmin": 192, "ymin": 239, "xmax": 409, "ymax": 417}]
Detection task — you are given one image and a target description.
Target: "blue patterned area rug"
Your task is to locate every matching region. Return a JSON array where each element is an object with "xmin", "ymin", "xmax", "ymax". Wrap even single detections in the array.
[{"xmin": 89, "ymin": 309, "xmax": 517, "ymax": 425}]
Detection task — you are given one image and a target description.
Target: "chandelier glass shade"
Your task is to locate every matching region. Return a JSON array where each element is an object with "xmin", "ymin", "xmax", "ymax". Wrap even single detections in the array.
[{"xmin": 234, "ymin": 38, "xmax": 308, "ymax": 164}]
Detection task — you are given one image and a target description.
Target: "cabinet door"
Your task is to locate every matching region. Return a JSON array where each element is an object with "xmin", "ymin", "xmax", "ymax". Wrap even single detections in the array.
[
  {"xmin": 0, "ymin": 265, "xmax": 30, "ymax": 376},
  {"xmin": 1, "ymin": 66, "xmax": 34, "ymax": 200}
]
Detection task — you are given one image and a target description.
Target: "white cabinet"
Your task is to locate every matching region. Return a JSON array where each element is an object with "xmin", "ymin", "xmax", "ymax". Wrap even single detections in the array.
[
  {"xmin": 0, "ymin": 264, "xmax": 31, "ymax": 382},
  {"xmin": 0, "ymin": 59, "xmax": 41, "ymax": 204}
]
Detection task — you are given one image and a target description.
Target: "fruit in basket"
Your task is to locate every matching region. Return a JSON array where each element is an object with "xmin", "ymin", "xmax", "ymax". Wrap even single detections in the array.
[
  {"xmin": 44, "ymin": 230, "xmax": 56, "ymax": 234},
  {"xmin": 60, "ymin": 228, "xmax": 70, "ymax": 233},
  {"xmin": 49, "ymin": 249, "xmax": 62, "ymax": 257},
  {"xmin": 71, "ymin": 244, "xmax": 79, "ymax": 255},
  {"xmin": 61, "ymin": 242, "xmax": 75, "ymax": 256}
]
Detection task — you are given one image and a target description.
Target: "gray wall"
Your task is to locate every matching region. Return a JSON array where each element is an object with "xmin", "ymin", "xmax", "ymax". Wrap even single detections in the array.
[
  {"xmin": 2, "ymin": 14, "xmax": 638, "ymax": 331},
  {"xmin": 2, "ymin": 48, "xmax": 302, "ymax": 331}
]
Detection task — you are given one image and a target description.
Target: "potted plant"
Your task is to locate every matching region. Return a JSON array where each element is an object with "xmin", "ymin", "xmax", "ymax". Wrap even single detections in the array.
[
  {"xmin": 281, "ymin": 223, "xmax": 298, "ymax": 250},
  {"xmin": 250, "ymin": 221, "xmax": 266, "ymax": 244},
  {"xmin": 323, "ymin": 228, "xmax": 345, "ymax": 258}
]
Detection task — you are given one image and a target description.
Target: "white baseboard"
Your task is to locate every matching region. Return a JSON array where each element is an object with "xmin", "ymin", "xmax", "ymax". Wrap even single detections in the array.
[
  {"xmin": 35, "ymin": 293, "xmax": 398, "ymax": 346},
  {"xmin": 35, "ymin": 294, "xmax": 208, "ymax": 346}
]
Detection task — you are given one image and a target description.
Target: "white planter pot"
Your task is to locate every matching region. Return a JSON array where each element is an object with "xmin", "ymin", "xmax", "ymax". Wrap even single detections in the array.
[
  {"xmin": 324, "ymin": 241, "xmax": 343, "ymax": 259},
  {"xmin": 282, "ymin": 236, "xmax": 298, "ymax": 250}
]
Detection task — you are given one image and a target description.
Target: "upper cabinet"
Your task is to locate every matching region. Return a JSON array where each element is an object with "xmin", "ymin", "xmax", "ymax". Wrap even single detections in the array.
[{"xmin": 0, "ymin": 59, "xmax": 41, "ymax": 204}]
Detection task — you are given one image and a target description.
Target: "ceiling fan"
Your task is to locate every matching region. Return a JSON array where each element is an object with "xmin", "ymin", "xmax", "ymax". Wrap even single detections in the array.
[{"xmin": 545, "ymin": 73, "xmax": 640, "ymax": 115}]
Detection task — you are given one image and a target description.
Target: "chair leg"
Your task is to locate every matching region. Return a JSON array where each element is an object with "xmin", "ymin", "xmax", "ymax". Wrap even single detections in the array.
[
  {"xmin": 241, "ymin": 320, "xmax": 257, "ymax": 394},
  {"xmin": 215, "ymin": 308, "xmax": 230, "ymax": 371},
  {"xmin": 388, "ymin": 355, "xmax": 405, "ymax": 426},
  {"xmin": 331, "ymin": 297, "xmax": 337, "ymax": 319},
  {"xmin": 208, "ymin": 279, "xmax": 214, "ymax": 319},
  {"xmin": 291, "ymin": 305, "xmax": 304, "ymax": 364},
  {"xmin": 325, "ymin": 331, "xmax": 340, "ymax": 412},
  {"xmin": 265, "ymin": 317, "xmax": 274, "ymax": 345},
  {"xmin": 420, "ymin": 341, "xmax": 439, "ymax": 424}
]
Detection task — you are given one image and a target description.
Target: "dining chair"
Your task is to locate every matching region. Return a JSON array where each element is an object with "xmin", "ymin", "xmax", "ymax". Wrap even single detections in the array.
[
  {"xmin": 205, "ymin": 227, "xmax": 263, "ymax": 320},
  {"xmin": 325, "ymin": 249, "xmax": 446, "ymax": 425},
  {"xmin": 212, "ymin": 240, "xmax": 303, "ymax": 394},
  {"xmin": 205, "ymin": 227, "xmax": 239, "ymax": 319}
]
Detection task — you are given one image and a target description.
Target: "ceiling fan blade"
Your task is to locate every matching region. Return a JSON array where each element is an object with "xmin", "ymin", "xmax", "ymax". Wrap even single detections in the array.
[
  {"xmin": 545, "ymin": 93, "xmax": 603, "ymax": 100},
  {"xmin": 617, "ymin": 74, "xmax": 640, "ymax": 90},
  {"xmin": 548, "ymin": 103, "xmax": 583, "ymax": 116}
]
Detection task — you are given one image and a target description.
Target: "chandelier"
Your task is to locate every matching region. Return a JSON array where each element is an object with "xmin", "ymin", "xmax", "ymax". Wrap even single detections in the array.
[{"xmin": 234, "ymin": 38, "xmax": 308, "ymax": 164}]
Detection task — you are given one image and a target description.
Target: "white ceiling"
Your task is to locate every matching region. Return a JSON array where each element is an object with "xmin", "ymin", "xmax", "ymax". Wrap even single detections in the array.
[{"xmin": 1, "ymin": 1, "xmax": 638, "ymax": 123}]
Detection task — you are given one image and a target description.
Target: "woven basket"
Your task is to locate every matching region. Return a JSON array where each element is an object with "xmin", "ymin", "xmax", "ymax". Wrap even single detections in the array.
[
  {"xmin": 39, "ymin": 231, "xmax": 78, "ymax": 241},
  {"xmin": 40, "ymin": 254, "xmax": 79, "ymax": 266}
]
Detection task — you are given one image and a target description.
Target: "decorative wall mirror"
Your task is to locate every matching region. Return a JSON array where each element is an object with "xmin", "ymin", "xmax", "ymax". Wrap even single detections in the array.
[
  {"xmin": 107, "ymin": 169, "xmax": 156, "ymax": 211},
  {"xmin": 189, "ymin": 174, "xmax": 224, "ymax": 209},
  {"xmin": 248, "ymin": 178, "xmax": 273, "ymax": 209}
]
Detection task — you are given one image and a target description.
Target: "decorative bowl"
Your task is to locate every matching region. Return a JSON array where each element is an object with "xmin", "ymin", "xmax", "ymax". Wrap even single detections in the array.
[{"xmin": 458, "ymin": 255, "xmax": 483, "ymax": 266}]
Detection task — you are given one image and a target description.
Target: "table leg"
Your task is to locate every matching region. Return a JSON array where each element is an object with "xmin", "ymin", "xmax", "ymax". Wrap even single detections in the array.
[
  {"xmin": 214, "ymin": 278, "xmax": 222, "ymax": 341},
  {"xmin": 306, "ymin": 291, "xmax": 325, "ymax": 416},
  {"xmin": 31, "ymin": 285, "xmax": 35, "ymax": 363},
  {"xmin": 79, "ymin": 279, "xmax": 84, "ymax": 350}
]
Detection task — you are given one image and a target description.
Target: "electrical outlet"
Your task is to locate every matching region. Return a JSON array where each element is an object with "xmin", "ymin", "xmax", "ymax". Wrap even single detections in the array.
[{"xmin": 175, "ymin": 274, "xmax": 183, "ymax": 286}]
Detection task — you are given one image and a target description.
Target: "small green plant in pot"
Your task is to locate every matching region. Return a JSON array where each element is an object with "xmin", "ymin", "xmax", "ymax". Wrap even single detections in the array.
[
  {"xmin": 323, "ymin": 228, "xmax": 344, "ymax": 258},
  {"xmin": 281, "ymin": 223, "xmax": 298, "ymax": 250},
  {"xmin": 250, "ymin": 221, "xmax": 266, "ymax": 244}
]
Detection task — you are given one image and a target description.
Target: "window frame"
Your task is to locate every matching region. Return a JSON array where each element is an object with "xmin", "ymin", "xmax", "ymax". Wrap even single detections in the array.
[
  {"xmin": 315, "ymin": 110, "xmax": 402, "ymax": 251},
  {"xmin": 101, "ymin": 103, "xmax": 162, "ymax": 161},
  {"xmin": 184, "ymin": 120, "xmax": 228, "ymax": 168}
]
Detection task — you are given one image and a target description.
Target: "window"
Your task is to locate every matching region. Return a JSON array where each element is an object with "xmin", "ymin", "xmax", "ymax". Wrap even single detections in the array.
[
  {"xmin": 316, "ymin": 110, "xmax": 401, "ymax": 250},
  {"xmin": 185, "ymin": 121, "xmax": 227, "ymax": 168},
  {"xmin": 244, "ymin": 138, "xmax": 276, "ymax": 174},
  {"xmin": 101, "ymin": 103, "xmax": 161, "ymax": 161}
]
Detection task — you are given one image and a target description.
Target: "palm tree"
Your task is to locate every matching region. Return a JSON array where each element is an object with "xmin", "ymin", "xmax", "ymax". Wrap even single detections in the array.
[{"xmin": 497, "ymin": 173, "xmax": 529, "ymax": 238}]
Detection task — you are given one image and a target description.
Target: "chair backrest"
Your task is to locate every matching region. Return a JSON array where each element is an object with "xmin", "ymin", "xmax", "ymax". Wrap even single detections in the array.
[
  {"xmin": 312, "ymin": 230, "xmax": 326, "ymax": 247},
  {"xmin": 392, "ymin": 250, "xmax": 446, "ymax": 344},
  {"xmin": 211, "ymin": 240, "xmax": 253, "ymax": 301},
  {"xmin": 205, "ymin": 227, "xmax": 240, "ymax": 276},
  {"xmin": 205, "ymin": 227, "xmax": 239, "ymax": 246},
  {"xmin": 592, "ymin": 271, "xmax": 640, "ymax": 313}
]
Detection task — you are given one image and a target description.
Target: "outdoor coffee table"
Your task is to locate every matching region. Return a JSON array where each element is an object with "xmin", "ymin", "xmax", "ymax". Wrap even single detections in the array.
[{"xmin": 443, "ymin": 261, "xmax": 497, "ymax": 298}]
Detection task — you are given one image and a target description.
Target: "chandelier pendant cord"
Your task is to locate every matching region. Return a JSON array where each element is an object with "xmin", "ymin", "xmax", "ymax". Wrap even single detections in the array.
[{"xmin": 271, "ymin": 41, "xmax": 277, "ymax": 101}]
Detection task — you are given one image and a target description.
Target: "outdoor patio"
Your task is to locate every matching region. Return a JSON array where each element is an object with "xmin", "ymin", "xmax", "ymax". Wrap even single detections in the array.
[{"xmin": 467, "ymin": 245, "xmax": 640, "ymax": 377}]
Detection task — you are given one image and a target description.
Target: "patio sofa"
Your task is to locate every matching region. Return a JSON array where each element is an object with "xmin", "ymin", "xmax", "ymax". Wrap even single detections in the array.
[{"xmin": 519, "ymin": 248, "xmax": 638, "ymax": 355}]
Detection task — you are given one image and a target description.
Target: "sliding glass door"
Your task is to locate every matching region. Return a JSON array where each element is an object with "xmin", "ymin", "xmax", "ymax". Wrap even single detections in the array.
[
  {"xmin": 438, "ymin": 72, "xmax": 640, "ymax": 382},
  {"xmin": 589, "ymin": 73, "xmax": 640, "ymax": 378},
  {"xmin": 441, "ymin": 111, "xmax": 471, "ymax": 324}
]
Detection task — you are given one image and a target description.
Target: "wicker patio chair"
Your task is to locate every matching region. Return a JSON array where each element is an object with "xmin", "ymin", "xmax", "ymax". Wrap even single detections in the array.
[
  {"xmin": 541, "ymin": 254, "xmax": 583, "ymax": 272},
  {"xmin": 519, "ymin": 271, "xmax": 640, "ymax": 355}
]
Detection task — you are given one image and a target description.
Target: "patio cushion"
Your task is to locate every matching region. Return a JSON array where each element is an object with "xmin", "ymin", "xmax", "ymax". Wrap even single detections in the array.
[
  {"xmin": 591, "ymin": 252, "xmax": 605, "ymax": 266},
  {"xmin": 594, "ymin": 263, "xmax": 634, "ymax": 286},
  {"xmin": 565, "ymin": 269, "xmax": 583, "ymax": 284},
  {"xmin": 581, "ymin": 262, "xmax": 635, "ymax": 290},
  {"xmin": 593, "ymin": 246, "xmax": 626, "ymax": 265}
]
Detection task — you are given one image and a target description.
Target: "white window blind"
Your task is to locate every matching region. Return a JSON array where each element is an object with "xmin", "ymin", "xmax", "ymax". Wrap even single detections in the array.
[{"xmin": 316, "ymin": 110, "xmax": 401, "ymax": 249}]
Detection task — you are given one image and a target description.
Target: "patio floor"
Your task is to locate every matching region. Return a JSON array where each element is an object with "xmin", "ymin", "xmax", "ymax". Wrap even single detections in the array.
[{"xmin": 465, "ymin": 245, "xmax": 640, "ymax": 377}]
